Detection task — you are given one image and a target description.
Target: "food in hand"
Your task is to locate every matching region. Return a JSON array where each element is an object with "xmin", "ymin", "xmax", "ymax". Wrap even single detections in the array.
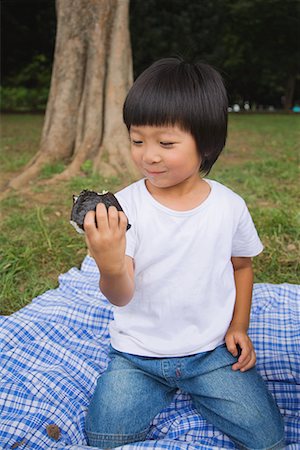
[{"xmin": 70, "ymin": 189, "xmax": 131, "ymax": 234}]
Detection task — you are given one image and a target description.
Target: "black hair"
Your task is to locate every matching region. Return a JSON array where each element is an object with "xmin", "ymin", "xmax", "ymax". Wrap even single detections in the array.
[{"xmin": 123, "ymin": 57, "xmax": 228, "ymax": 174}]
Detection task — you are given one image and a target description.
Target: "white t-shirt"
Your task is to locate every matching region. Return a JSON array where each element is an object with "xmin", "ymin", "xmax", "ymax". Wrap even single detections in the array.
[{"xmin": 109, "ymin": 178, "xmax": 263, "ymax": 357}]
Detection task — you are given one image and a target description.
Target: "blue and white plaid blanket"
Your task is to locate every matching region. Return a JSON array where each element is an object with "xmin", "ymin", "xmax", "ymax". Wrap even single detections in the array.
[{"xmin": 0, "ymin": 256, "xmax": 299, "ymax": 450}]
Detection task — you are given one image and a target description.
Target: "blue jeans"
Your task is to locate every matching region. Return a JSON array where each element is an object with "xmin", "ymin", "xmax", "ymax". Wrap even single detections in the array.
[{"xmin": 85, "ymin": 344, "xmax": 285, "ymax": 449}]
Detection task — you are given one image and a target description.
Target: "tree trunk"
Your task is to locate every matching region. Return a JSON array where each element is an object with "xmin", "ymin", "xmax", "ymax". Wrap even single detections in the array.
[{"xmin": 7, "ymin": 0, "xmax": 138, "ymax": 191}]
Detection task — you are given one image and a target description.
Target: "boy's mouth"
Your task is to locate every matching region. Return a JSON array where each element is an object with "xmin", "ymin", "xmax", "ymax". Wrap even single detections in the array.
[{"xmin": 144, "ymin": 169, "xmax": 166, "ymax": 176}]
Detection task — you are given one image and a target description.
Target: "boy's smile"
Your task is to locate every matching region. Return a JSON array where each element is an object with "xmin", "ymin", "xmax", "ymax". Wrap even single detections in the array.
[{"xmin": 129, "ymin": 125, "xmax": 202, "ymax": 192}]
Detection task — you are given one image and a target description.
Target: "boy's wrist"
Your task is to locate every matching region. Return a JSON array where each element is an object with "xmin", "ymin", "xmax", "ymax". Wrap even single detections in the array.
[
  {"xmin": 98, "ymin": 262, "xmax": 127, "ymax": 279},
  {"xmin": 100, "ymin": 265, "xmax": 134, "ymax": 307},
  {"xmin": 228, "ymin": 320, "xmax": 249, "ymax": 332}
]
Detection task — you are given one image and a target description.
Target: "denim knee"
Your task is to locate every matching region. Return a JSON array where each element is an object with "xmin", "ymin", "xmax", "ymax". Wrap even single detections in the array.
[
  {"xmin": 84, "ymin": 348, "xmax": 173, "ymax": 448},
  {"xmin": 233, "ymin": 412, "xmax": 285, "ymax": 450},
  {"xmin": 182, "ymin": 346, "xmax": 285, "ymax": 450}
]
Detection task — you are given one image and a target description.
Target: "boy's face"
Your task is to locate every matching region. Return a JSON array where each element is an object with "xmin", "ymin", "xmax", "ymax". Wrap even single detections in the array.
[{"xmin": 129, "ymin": 124, "xmax": 202, "ymax": 189}]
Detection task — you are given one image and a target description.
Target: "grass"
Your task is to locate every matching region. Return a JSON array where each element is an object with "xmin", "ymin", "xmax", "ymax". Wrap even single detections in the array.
[{"xmin": 0, "ymin": 113, "xmax": 299, "ymax": 315}]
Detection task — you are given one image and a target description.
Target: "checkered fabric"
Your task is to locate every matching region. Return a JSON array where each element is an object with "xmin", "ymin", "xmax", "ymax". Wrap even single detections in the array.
[{"xmin": 0, "ymin": 256, "xmax": 299, "ymax": 450}]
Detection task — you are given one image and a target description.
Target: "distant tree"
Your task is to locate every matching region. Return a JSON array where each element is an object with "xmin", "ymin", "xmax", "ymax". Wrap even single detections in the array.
[
  {"xmin": 129, "ymin": 0, "xmax": 299, "ymax": 108},
  {"xmin": 219, "ymin": 0, "xmax": 300, "ymax": 108},
  {"xmin": 130, "ymin": 0, "xmax": 225, "ymax": 76},
  {"xmin": 1, "ymin": 0, "xmax": 56, "ymax": 84},
  {"xmin": 7, "ymin": 0, "xmax": 138, "ymax": 191}
]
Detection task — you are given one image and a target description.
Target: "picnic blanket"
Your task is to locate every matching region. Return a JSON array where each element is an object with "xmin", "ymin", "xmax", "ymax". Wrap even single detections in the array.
[{"xmin": 0, "ymin": 255, "xmax": 299, "ymax": 450}]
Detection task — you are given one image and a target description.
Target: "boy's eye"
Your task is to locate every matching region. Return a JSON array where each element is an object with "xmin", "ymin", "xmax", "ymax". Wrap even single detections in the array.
[
  {"xmin": 132, "ymin": 140, "xmax": 143, "ymax": 145},
  {"xmin": 160, "ymin": 142, "xmax": 174, "ymax": 147}
]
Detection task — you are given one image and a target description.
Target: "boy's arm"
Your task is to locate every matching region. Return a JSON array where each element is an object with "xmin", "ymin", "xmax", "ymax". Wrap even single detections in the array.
[
  {"xmin": 225, "ymin": 256, "xmax": 256, "ymax": 372},
  {"xmin": 99, "ymin": 256, "xmax": 134, "ymax": 307},
  {"xmin": 84, "ymin": 203, "xmax": 135, "ymax": 307}
]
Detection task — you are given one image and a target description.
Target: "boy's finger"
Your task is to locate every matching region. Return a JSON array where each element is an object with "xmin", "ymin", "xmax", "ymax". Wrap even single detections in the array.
[
  {"xmin": 225, "ymin": 336, "xmax": 238, "ymax": 356},
  {"xmin": 233, "ymin": 347, "xmax": 256, "ymax": 371},
  {"xmin": 232, "ymin": 354, "xmax": 250, "ymax": 371},
  {"xmin": 107, "ymin": 206, "xmax": 119, "ymax": 228},
  {"xmin": 95, "ymin": 203, "xmax": 109, "ymax": 229},
  {"xmin": 231, "ymin": 342, "xmax": 247, "ymax": 370},
  {"xmin": 84, "ymin": 210, "xmax": 97, "ymax": 232},
  {"xmin": 119, "ymin": 211, "xmax": 129, "ymax": 232},
  {"xmin": 240, "ymin": 351, "xmax": 256, "ymax": 372},
  {"xmin": 237, "ymin": 344, "xmax": 250, "ymax": 364}
]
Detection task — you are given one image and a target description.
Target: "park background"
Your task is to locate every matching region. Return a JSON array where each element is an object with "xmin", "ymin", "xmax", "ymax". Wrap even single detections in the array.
[{"xmin": 0, "ymin": 0, "xmax": 299, "ymax": 314}]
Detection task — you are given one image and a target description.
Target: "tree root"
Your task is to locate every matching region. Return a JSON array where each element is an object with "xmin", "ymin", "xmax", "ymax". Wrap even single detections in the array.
[
  {"xmin": 0, "ymin": 153, "xmax": 54, "ymax": 198},
  {"xmin": 0, "ymin": 149, "xmax": 139, "ymax": 201}
]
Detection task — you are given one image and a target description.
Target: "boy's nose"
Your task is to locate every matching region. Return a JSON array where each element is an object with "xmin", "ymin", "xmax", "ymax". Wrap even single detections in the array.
[{"xmin": 142, "ymin": 146, "xmax": 161, "ymax": 164}]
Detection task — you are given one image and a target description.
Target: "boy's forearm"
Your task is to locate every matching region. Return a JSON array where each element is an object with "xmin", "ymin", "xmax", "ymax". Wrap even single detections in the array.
[
  {"xmin": 230, "ymin": 261, "xmax": 254, "ymax": 330},
  {"xmin": 100, "ymin": 268, "xmax": 134, "ymax": 307}
]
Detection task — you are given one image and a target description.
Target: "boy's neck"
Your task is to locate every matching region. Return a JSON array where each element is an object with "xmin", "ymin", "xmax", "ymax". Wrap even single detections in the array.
[{"xmin": 145, "ymin": 177, "xmax": 211, "ymax": 211}]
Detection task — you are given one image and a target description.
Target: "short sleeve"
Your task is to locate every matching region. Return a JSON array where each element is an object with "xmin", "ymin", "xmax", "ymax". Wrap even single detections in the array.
[{"xmin": 232, "ymin": 201, "xmax": 264, "ymax": 257}]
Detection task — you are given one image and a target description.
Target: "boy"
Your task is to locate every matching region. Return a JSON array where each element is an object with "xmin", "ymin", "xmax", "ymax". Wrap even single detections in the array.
[{"xmin": 85, "ymin": 58, "xmax": 284, "ymax": 449}]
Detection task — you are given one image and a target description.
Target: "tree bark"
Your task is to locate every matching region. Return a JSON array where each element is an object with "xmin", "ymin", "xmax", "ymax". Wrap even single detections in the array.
[{"xmin": 6, "ymin": 0, "xmax": 138, "ymax": 191}]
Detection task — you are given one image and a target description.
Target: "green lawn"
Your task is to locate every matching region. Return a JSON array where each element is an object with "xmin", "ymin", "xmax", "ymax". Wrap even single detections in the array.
[{"xmin": 0, "ymin": 113, "xmax": 299, "ymax": 315}]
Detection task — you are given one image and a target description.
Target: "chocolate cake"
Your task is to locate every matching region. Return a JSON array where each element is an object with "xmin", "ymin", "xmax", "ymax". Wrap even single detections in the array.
[{"xmin": 70, "ymin": 189, "xmax": 131, "ymax": 234}]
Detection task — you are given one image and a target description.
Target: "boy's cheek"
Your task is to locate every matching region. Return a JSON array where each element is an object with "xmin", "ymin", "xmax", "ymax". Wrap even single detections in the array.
[{"xmin": 131, "ymin": 150, "xmax": 142, "ymax": 165}]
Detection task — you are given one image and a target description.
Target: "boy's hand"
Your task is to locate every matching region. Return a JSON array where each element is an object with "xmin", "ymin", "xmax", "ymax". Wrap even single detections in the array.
[
  {"xmin": 84, "ymin": 203, "xmax": 128, "ymax": 276},
  {"xmin": 225, "ymin": 325, "xmax": 256, "ymax": 372}
]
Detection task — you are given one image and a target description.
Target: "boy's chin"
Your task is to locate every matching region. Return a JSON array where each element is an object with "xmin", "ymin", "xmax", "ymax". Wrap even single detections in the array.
[{"xmin": 145, "ymin": 177, "xmax": 176, "ymax": 190}]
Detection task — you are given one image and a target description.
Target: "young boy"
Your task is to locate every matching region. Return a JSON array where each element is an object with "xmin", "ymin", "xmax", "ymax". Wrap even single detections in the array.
[{"xmin": 84, "ymin": 58, "xmax": 285, "ymax": 449}]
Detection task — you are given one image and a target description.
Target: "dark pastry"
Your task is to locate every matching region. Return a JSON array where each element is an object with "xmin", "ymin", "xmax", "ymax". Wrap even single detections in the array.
[{"xmin": 70, "ymin": 189, "xmax": 131, "ymax": 234}]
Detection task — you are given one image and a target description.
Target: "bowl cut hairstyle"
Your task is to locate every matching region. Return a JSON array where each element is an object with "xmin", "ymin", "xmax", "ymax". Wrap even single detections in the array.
[{"xmin": 123, "ymin": 57, "xmax": 228, "ymax": 174}]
